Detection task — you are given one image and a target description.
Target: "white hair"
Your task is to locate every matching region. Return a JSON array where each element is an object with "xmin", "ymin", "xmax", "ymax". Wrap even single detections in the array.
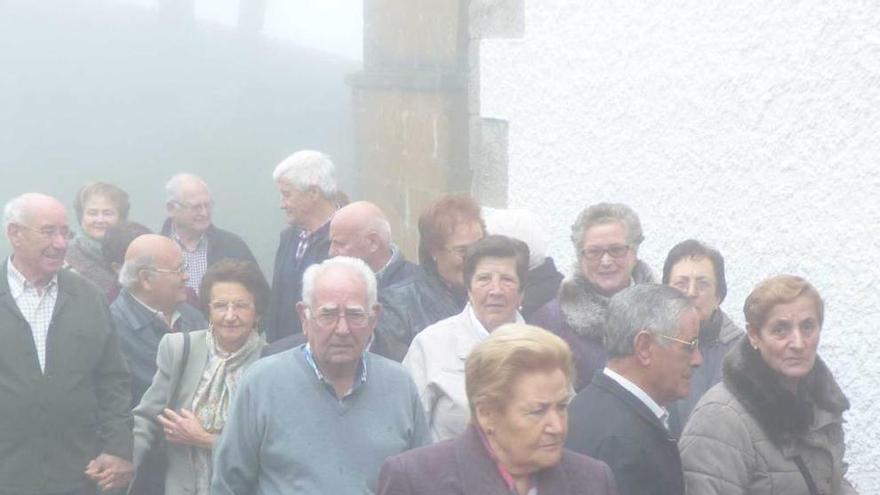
[
  {"xmin": 117, "ymin": 255, "xmax": 155, "ymax": 289},
  {"xmin": 301, "ymin": 256, "xmax": 377, "ymax": 310},
  {"xmin": 2, "ymin": 195, "xmax": 27, "ymax": 231},
  {"xmin": 483, "ymin": 207, "xmax": 548, "ymax": 270},
  {"xmin": 165, "ymin": 173, "xmax": 209, "ymax": 203},
  {"xmin": 272, "ymin": 150, "xmax": 337, "ymax": 199}
]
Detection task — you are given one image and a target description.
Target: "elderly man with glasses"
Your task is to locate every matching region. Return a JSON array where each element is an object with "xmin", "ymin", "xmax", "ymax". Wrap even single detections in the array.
[
  {"xmin": 213, "ymin": 256, "xmax": 429, "ymax": 495},
  {"xmin": 161, "ymin": 173, "xmax": 256, "ymax": 295},
  {"xmin": 566, "ymin": 284, "xmax": 702, "ymax": 495},
  {"xmin": 0, "ymin": 193, "xmax": 134, "ymax": 494}
]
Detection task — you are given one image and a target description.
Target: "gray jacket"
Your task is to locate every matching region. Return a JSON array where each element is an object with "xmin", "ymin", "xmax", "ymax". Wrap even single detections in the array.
[{"xmin": 680, "ymin": 339, "xmax": 857, "ymax": 495}]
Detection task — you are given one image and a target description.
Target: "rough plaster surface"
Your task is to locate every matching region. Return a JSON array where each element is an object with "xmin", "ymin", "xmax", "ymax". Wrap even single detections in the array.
[{"xmin": 478, "ymin": 1, "xmax": 880, "ymax": 490}]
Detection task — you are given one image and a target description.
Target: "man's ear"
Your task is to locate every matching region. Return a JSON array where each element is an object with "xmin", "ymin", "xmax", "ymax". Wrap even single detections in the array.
[
  {"xmin": 137, "ymin": 268, "xmax": 153, "ymax": 290},
  {"xmin": 364, "ymin": 232, "xmax": 381, "ymax": 254},
  {"xmin": 371, "ymin": 302, "xmax": 383, "ymax": 322},
  {"xmin": 633, "ymin": 330, "xmax": 655, "ymax": 366}
]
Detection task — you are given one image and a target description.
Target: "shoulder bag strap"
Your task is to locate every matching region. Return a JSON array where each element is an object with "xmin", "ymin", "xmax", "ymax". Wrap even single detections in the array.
[
  {"xmin": 792, "ymin": 455, "xmax": 821, "ymax": 495},
  {"xmin": 166, "ymin": 330, "xmax": 191, "ymax": 409}
]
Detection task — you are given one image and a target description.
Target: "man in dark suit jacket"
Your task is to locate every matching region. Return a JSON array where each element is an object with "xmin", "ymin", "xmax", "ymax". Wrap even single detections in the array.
[
  {"xmin": 110, "ymin": 234, "xmax": 207, "ymax": 406},
  {"xmin": 566, "ymin": 284, "xmax": 703, "ymax": 495},
  {"xmin": 161, "ymin": 173, "xmax": 257, "ymax": 295},
  {"xmin": 265, "ymin": 150, "xmax": 338, "ymax": 342}
]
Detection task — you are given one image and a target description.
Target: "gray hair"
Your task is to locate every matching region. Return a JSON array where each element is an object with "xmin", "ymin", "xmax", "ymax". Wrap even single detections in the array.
[
  {"xmin": 272, "ymin": 150, "xmax": 338, "ymax": 199},
  {"xmin": 605, "ymin": 284, "xmax": 694, "ymax": 359},
  {"xmin": 165, "ymin": 173, "xmax": 209, "ymax": 203},
  {"xmin": 117, "ymin": 255, "xmax": 155, "ymax": 289},
  {"xmin": 301, "ymin": 256, "xmax": 377, "ymax": 310},
  {"xmin": 2, "ymin": 195, "xmax": 27, "ymax": 231},
  {"xmin": 570, "ymin": 202, "xmax": 644, "ymax": 257}
]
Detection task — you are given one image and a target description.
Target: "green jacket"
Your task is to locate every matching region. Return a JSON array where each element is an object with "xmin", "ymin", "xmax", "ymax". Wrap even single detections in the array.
[{"xmin": 0, "ymin": 263, "xmax": 133, "ymax": 494}]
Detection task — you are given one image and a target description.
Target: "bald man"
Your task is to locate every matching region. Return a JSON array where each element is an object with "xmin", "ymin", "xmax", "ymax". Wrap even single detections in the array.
[
  {"xmin": 329, "ymin": 201, "xmax": 418, "ymax": 290},
  {"xmin": 110, "ymin": 234, "xmax": 207, "ymax": 406},
  {"xmin": 1, "ymin": 193, "xmax": 134, "ymax": 493},
  {"xmin": 161, "ymin": 173, "xmax": 256, "ymax": 294}
]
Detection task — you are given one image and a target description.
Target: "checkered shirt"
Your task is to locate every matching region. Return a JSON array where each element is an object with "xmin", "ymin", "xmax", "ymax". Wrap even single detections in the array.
[
  {"xmin": 7, "ymin": 259, "xmax": 58, "ymax": 373},
  {"xmin": 171, "ymin": 227, "xmax": 208, "ymax": 295}
]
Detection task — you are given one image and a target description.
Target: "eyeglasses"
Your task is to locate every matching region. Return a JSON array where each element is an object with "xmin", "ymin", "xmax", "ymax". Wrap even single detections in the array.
[
  {"xmin": 581, "ymin": 244, "xmax": 630, "ymax": 261},
  {"xmin": 656, "ymin": 334, "xmax": 700, "ymax": 353},
  {"xmin": 210, "ymin": 300, "xmax": 255, "ymax": 313},
  {"xmin": 173, "ymin": 200, "xmax": 214, "ymax": 212},
  {"xmin": 308, "ymin": 306, "xmax": 372, "ymax": 329},
  {"xmin": 17, "ymin": 224, "xmax": 75, "ymax": 241},
  {"xmin": 147, "ymin": 262, "xmax": 188, "ymax": 276}
]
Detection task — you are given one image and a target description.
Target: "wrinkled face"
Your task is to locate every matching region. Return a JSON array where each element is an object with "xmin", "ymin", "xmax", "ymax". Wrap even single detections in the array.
[
  {"xmin": 748, "ymin": 295, "xmax": 821, "ymax": 391},
  {"xmin": 208, "ymin": 281, "xmax": 258, "ymax": 353},
  {"xmin": 329, "ymin": 221, "xmax": 371, "ymax": 261},
  {"xmin": 142, "ymin": 247, "xmax": 189, "ymax": 313},
  {"xmin": 668, "ymin": 256, "xmax": 721, "ymax": 322},
  {"xmin": 81, "ymin": 194, "xmax": 121, "ymax": 240},
  {"xmin": 277, "ymin": 180, "xmax": 311, "ymax": 227},
  {"xmin": 432, "ymin": 221, "xmax": 484, "ymax": 288},
  {"xmin": 579, "ymin": 222, "xmax": 638, "ymax": 297},
  {"xmin": 649, "ymin": 308, "xmax": 702, "ymax": 405},
  {"xmin": 468, "ymin": 256, "xmax": 523, "ymax": 331},
  {"xmin": 297, "ymin": 266, "xmax": 379, "ymax": 371},
  {"xmin": 480, "ymin": 368, "xmax": 572, "ymax": 477},
  {"xmin": 168, "ymin": 183, "xmax": 213, "ymax": 235},
  {"xmin": 8, "ymin": 202, "xmax": 70, "ymax": 283}
]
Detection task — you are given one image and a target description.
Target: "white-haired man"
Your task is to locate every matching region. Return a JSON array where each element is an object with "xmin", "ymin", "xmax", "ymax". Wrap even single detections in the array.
[
  {"xmin": 213, "ymin": 257, "xmax": 429, "ymax": 494},
  {"xmin": 161, "ymin": 173, "xmax": 256, "ymax": 294},
  {"xmin": 0, "ymin": 193, "xmax": 133, "ymax": 493},
  {"xmin": 266, "ymin": 150, "xmax": 338, "ymax": 342}
]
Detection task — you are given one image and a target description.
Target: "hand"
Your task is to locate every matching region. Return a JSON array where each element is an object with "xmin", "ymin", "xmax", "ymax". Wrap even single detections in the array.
[
  {"xmin": 84, "ymin": 453, "xmax": 134, "ymax": 492},
  {"xmin": 158, "ymin": 408, "xmax": 215, "ymax": 449}
]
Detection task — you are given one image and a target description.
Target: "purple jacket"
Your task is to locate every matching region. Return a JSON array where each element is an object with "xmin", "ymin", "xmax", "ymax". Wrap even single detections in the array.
[{"xmin": 378, "ymin": 424, "xmax": 618, "ymax": 495}]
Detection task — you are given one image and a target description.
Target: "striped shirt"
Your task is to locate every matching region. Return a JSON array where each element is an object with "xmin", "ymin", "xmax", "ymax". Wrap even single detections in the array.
[{"xmin": 7, "ymin": 259, "xmax": 58, "ymax": 373}]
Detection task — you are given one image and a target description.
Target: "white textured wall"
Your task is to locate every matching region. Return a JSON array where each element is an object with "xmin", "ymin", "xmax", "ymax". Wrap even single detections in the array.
[{"xmin": 478, "ymin": 1, "xmax": 880, "ymax": 491}]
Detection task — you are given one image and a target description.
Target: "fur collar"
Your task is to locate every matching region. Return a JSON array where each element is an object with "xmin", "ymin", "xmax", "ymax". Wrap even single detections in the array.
[
  {"xmin": 723, "ymin": 338, "xmax": 850, "ymax": 445},
  {"xmin": 558, "ymin": 260, "xmax": 655, "ymax": 339}
]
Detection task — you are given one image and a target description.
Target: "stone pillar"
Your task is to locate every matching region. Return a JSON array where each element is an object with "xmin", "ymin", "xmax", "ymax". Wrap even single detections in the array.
[{"xmin": 349, "ymin": 0, "xmax": 471, "ymax": 258}]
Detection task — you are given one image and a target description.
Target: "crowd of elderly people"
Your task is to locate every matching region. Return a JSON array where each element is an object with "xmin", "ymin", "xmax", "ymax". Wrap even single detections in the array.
[{"xmin": 0, "ymin": 149, "xmax": 859, "ymax": 495}]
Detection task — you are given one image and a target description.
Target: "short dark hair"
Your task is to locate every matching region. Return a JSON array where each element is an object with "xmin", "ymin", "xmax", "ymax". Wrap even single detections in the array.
[
  {"xmin": 199, "ymin": 259, "xmax": 271, "ymax": 319},
  {"xmin": 73, "ymin": 182, "xmax": 130, "ymax": 224},
  {"xmin": 417, "ymin": 194, "xmax": 485, "ymax": 266},
  {"xmin": 662, "ymin": 239, "xmax": 728, "ymax": 303},
  {"xmin": 101, "ymin": 221, "xmax": 152, "ymax": 266},
  {"xmin": 462, "ymin": 235, "xmax": 530, "ymax": 293}
]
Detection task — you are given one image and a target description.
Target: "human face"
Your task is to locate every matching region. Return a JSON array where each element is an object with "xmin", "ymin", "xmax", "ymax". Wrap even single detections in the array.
[
  {"xmin": 277, "ymin": 180, "xmax": 311, "ymax": 227},
  {"xmin": 80, "ymin": 194, "xmax": 120, "ymax": 240},
  {"xmin": 208, "ymin": 282, "xmax": 258, "ymax": 353},
  {"xmin": 579, "ymin": 222, "xmax": 638, "ymax": 297},
  {"xmin": 141, "ymin": 248, "xmax": 189, "ymax": 314},
  {"xmin": 649, "ymin": 308, "xmax": 702, "ymax": 405},
  {"xmin": 432, "ymin": 221, "xmax": 484, "ymax": 288},
  {"xmin": 468, "ymin": 257, "xmax": 523, "ymax": 331},
  {"xmin": 748, "ymin": 295, "xmax": 821, "ymax": 392},
  {"xmin": 479, "ymin": 368, "xmax": 572, "ymax": 477},
  {"xmin": 668, "ymin": 256, "xmax": 721, "ymax": 322},
  {"xmin": 168, "ymin": 183, "xmax": 213, "ymax": 235},
  {"xmin": 329, "ymin": 221, "xmax": 371, "ymax": 261},
  {"xmin": 297, "ymin": 266, "xmax": 379, "ymax": 372},
  {"xmin": 8, "ymin": 201, "xmax": 70, "ymax": 285}
]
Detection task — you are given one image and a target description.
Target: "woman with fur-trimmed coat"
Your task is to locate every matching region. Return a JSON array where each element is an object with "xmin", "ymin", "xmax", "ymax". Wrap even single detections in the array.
[
  {"xmin": 528, "ymin": 202, "xmax": 654, "ymax": 391},
  {"xmin": 679, "ymin": 275, "xmax": 857, "ymax": 495}
]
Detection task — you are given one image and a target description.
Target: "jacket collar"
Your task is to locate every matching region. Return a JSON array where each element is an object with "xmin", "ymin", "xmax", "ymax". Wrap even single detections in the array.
[
  {"xmin": 723, "ymin": 338, "xmax": 849, "ymax": 445},
  {"xmin": 591, "ymin": 370, "xmax": 674, "ymax": 439},
  {"xmin": 455, "ymin": 424, "xmax": 569, "ymax": 495}
]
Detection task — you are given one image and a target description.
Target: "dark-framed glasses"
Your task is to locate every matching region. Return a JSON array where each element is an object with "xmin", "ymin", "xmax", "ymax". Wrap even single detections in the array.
[
  {"xmin": 17, "ymin": 224, "xmax": 75, "ymax": 240},
  {"xmin": 581, "ymin": 244, "xmax": 630, "ymax": 261},
  {"xmin": 656, "ymin": 333, "xmax": 700, "ymax": 353},
  {"xmin": 309, "ymin": 306, "xmax": 371, "ymax": 329}
]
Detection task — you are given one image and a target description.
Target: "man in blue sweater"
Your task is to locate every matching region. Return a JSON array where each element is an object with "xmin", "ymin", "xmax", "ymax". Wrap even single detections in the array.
[{"xmin": 212, "ymin": 256, "xmax": 430, "ymax": 495}]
